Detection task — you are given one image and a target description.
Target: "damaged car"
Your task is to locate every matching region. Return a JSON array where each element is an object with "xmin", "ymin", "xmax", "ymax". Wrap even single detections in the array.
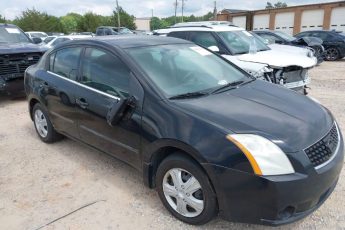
[
  {"xmin": 0, "ymin": 23, "xmax": 47, "ymax": 95},
  {"xmin": 252, "ymin": 30, "xmax": 325, "ymax": 64},
  {"xmin": 156, "ymin": 24, "xmax": 317, "ymax": 95}
]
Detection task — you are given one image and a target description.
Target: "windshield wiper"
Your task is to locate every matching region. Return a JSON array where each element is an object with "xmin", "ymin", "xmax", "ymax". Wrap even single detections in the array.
[
  {"xmin": 211, "ymin": 80, "xmax": 244, "ymax": 94},
  {"xmin": 169, "ymin": 91, "xmax": 209, "ymax": 100}
]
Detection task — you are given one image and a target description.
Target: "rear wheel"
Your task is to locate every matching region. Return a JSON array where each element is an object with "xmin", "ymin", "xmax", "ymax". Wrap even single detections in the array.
[
  {"xmin": 32, "ymin": 103, "xmax": 62, "ymax": 143},
  {"xmin": 156, "ymin": 154, "xmax": 217, "ymax": 225},
  {"xmin": 325, "ymin": 47, "xmax": 340, "ymax": 61}
]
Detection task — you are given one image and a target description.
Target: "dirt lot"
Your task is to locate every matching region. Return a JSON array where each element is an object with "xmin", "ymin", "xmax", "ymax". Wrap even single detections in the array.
[{"xmin": 0, "ymin": 60, "xmax": 345, "ymax": 230}]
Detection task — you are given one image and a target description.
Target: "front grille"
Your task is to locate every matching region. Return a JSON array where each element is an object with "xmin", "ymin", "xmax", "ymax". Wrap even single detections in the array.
[
  {"xmin": 0, "ymin": 53, "xmax": 41, "ymax": 77},
  {"xmin": 305, "ymin": 124, "xmax": 339, "ymax": 168},
  {"xmin": 283, "ymin": 69, "xmax": 308, "ymax": 83}
]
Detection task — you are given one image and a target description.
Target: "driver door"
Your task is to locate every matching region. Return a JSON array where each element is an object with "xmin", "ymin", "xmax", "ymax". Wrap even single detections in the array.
[{"xmin": 74, "ymin": 47, "xmax": 143, "ymax": 169}]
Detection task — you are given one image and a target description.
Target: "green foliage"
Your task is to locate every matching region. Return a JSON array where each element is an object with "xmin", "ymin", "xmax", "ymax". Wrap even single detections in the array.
[
  {"xmin": 13, "ymin": 8, "xmax": 64, "ymax": 32},
  {"xmin": 60, "ymin": 13, "xmax": 82, "ymax": 34},
  {"xmin": 76, "ymin": 12, "xmax": 102, "ymax": 32},
  {"xmin": 110, "ymin": 7, "xmax": 136, "ymax": 30},
  {"xmin": 6, "ymin": 7, "xmax": 214, "ymax": 33},
  {"xmin": 150, "ymin": 11, "xmax": 214, "ymax": 30},
  {"xmin": 265, "ymin": 1, "xmax": 288, "ymax": 9},
  {"xmin": 0, "ymin": 14, "xmax": 6, "ymax": 23}
]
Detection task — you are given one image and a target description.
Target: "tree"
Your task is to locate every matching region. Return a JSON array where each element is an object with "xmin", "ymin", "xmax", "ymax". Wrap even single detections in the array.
[
  {"xmin": 13, "ymin": 8, "xmax": 64, "ymax": 32},
  {"xmin": 265, "ymin": 2, "xmax": 274, "ymax": 9},
  {"xmin": 0, "ymin": 14, "xmax": 6, "ymax": 23},
  {"xmin": 60, "ymin": 13, "xmax": 82, "ymax": 33},
  {"xmin": 265, "ymin": 1, "xmax": 287, "ymax": 9},
  {"xmin": 77, "ymin": 12, "xmax": 102, "ymax": 32},
  {"xmin": 111, "ymin": 7, "xmax": 136, "ymax": 30},
  {"xmin": 274, "ymin": 1, "xmax": 288, "ymax": 8}
]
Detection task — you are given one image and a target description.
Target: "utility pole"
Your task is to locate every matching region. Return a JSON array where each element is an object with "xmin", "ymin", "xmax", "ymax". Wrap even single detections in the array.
[
  {"xmin": 180, "ymin": 0, "xmax": 187, "ymax": 22},
  {"xmin": 116, "ymin": 0, "xmax": 121, "ymax": 30},
  {"xmin": 174, "ymin": 0, "xmax": 178, "ymax": 24},
  {"xmin": 151, "ymin": 8, "xmax": 154, "ymax": 30},
  {"xmin": 213, "ymin": 1, "xmax": 217, "ymax": 20}
]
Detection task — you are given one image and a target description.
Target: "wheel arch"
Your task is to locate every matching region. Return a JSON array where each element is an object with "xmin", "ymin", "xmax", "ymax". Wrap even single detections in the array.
[
  {"xmin": 142, "ymin": 139, "xmax": 211, "ymax": 189},
  {"xmin": 29, "ymin": 97, "xmax": 41, "ymax": 120}
]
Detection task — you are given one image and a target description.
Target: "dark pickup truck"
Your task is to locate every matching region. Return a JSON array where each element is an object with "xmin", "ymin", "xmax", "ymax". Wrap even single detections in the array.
[{"xmin": 0, "ymin": 23, "xmax": 47, "ymax": 95}]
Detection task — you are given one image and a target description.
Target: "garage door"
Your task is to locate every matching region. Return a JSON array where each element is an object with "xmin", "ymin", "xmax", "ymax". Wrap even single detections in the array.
[
  {"xmin": 232, "ymin": 16, "xmax": 247, "ymax": 29},
  {"xmin": 253, "ymin": 14, "xmax": 269, "ymax": 30},
  {"xmin": 275, "ymin": 12, "xmax": 295, "ymax": 35},
  {"xmin": 300, "ymin": 9, "xmax": 324, "ymax": 32},
  {"xmin": 330, "ymin": 7, "xmax": 345, "ymax": 32}
]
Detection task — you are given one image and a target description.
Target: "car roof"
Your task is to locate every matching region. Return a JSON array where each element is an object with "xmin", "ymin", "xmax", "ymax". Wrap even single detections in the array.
[
  {"xmin": 0, "ymin": 23, "xmax": 18, "ymax": 28},
  {"xmin": 58, "ymin": 35, "xmax": 192, "ymax": 49},
  {"xmin": 155, "ymin": 25, "xmax": 244, "ymax": 34}
]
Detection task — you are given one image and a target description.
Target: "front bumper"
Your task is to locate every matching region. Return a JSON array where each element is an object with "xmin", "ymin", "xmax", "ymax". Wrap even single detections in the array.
[
  {"xmin": 0, "ymin": 75, "xmax": 25, "ymax": 95},
  {"xmin": 203, "ymin": 135, "xmax": 344, "ymax": 226}
]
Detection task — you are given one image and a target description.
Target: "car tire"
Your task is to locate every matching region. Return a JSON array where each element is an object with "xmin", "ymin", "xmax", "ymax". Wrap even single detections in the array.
[
  {"xmin": 156, "ymin": 153, "xmax": 217, "ymax": 225},
  {"xmin": 32, "ymin": 103, "xmax": 62, "ymax": 143},
  {"xmin": 325, "ymin": 47, "xmax": 340, "ymax": 61}
]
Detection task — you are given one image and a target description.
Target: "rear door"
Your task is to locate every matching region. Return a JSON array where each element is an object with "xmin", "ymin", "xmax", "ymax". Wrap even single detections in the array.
[
  {"xmin": 74, "ymin": 46, "xmax": 143, "ymax": 168},
  {"xmin": 43, "ymin": 46, "xmax": 82, "ymax": 137}
]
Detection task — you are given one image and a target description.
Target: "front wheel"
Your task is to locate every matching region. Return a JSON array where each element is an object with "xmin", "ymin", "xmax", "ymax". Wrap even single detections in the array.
[{"xmin": 156, "ymin": 154, "xmax": 217, "ymax": 225}]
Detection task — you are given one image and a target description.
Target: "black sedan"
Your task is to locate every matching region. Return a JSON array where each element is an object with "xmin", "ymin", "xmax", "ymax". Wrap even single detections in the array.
[
  {"xmin": 253, "ymin": 30, "xmax": 325, "ymax": 64},
  {"xmin": 295, "ymin": 30, "xmax": 345, "ymax": 61},
  {"xmin": 24, "ymin": 36, "xmax": 344, "ymax": 226}
]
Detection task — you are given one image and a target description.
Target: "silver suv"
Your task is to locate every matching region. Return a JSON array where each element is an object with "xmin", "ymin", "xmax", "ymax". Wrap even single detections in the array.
[{"xmin": 155, "ymin": 24, "xmax": 318, "ymax": 94}]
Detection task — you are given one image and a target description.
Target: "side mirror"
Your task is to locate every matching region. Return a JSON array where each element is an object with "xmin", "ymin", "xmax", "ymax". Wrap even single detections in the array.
[
  {"xmin": 208, "ymin": 46, "xmax": 220, "ymax": 53},
  {"xmin": 32, "ymin": 37, "xmax": 42, "ymax": 44},
  {"xmin": 106, "ymin": 96, "xmax": 136, "ymax": 126},
  {"xmin": 263, "ymin": 39, "xmax": 270, "ymax": 45}
]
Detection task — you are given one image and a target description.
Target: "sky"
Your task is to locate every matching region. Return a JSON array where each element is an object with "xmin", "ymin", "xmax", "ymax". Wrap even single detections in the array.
[{"xmin": 0, "ymin": 0, "xmax": 339, "ymax": 20}]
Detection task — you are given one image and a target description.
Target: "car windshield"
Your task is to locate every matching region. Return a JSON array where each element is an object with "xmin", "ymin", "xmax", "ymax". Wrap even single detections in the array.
[
  {"xmin": 0, "ymin": 26, "xmax": 31, "ymax": 44},
  {"xmin": 119, "ymin": 28, "xmax": 133, "ymax": 34},
  {"xmin": 217, "ymin": 30, "xmax": 270, "ymax": 55},
  {"xmin": 29, "ymin": 32, "xmax": 46, "ymax": 38},
  {"xmin": 127, "ymin": 44, "xmax": 250, "ymax": 97},
  {"xmin": 44, "ymin": 36, "xmax": 56, "ymax": 44},
  {"xmin": 274, "ymin": 31, "xmax": 295, "ymax": 41}
]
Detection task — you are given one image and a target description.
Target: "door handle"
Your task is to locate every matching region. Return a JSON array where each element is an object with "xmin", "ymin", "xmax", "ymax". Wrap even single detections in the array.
[
  {"xmin": 76, "ymin": 98, "xmax": 89, "ymax": 109},
  {"xmin": 39, "ymin": 81, "xmax": 49, "ymax": 88}
]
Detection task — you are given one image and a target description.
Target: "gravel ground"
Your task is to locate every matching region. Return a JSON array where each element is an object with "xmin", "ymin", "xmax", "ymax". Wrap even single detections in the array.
[{"xmin": 0, "ymin": 60, "xmax": 344, "ymax": 230}]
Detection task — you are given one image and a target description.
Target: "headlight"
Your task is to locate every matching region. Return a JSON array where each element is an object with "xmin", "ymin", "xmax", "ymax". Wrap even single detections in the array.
[
  {"xmin": 226, "ymin": 134, "xmax": 295, "ymax": 176},
  {"xmin": 251, "ymin": 66, "xmax": 273, "ymax": 78}
]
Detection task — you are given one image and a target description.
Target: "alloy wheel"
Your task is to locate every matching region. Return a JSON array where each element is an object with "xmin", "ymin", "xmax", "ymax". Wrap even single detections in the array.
[
  {"xmin": 325, "ymin": 48, "xmax": 339, "ymax": 61},
  {"xmin": 162, "ymin": 168, "xmax": 204, "ymax": 218}
]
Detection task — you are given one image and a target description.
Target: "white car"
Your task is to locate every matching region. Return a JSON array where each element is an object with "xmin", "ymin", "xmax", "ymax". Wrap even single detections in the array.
[
  {"xmin": 43, "ymin": 35, "xmax": 92, "ymax": 49},
  {"xmin": 155, "ymin": 24, "xmax": 317, "ymax": 94},
  {"xmin": 26, "ymin": 31, "xmax": 48, "ymax": 39}
]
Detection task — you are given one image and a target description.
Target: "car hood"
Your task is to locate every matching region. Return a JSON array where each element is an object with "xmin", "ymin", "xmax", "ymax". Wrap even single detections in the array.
[
  {"xmin": 171, "ymin": 80, "xmax": 333, "ymax": 152},
  {"xmin": 0, "ymin": 42, "xmax": 48, "ymax": 55},
  {"xmin": 294, "ymin": 37, "xmax": 323, "ymax": 46},
  {"xmin": 223, "ymin": 55, "xmax": 268, "ymax": 73},
  {"xmin": 268, "ymin": 44, "xmax": 313, "ymax": 55},
  {"xmin": 236, "ymin": 49, "xmax": 317, "ymax": 68}
]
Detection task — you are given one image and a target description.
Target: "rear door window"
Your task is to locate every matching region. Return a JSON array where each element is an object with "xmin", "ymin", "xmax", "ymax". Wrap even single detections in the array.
[
  {"xmin": 50, "ymin": 47, "xmax": 82, "ymax": 80},
  {"xmin": 168, "ymin": 31, "xmax": 189, "ymax": 40},
  {"xmin": 189, "ymin": 32, "xmax": 220, "ymax": 49}
]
